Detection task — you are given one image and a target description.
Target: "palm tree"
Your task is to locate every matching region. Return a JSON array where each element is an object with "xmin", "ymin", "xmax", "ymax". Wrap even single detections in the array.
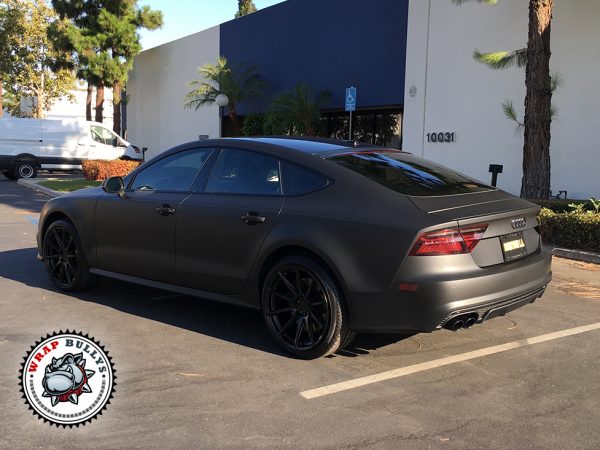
[
  {"xmin": 454, "ymin": 0, "xmax": 554, "ymax": 199},
  {"xmin": 184, "ymin": 56, "xmax": 264, "ymax": 136},
  {"xmin": 270, "ymin": 83, "xmax": 331, "ymax": 136}
]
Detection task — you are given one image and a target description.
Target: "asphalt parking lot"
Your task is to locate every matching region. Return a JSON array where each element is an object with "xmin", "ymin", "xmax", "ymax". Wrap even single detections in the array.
[{"xmin": 1, "ymin": 174, "xmax": 599, "ymax": 449}]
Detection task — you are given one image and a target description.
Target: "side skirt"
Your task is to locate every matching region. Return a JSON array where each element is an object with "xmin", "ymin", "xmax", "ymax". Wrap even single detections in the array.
[{"xmin": 89, "ymin": 267, "xmax": 259, "ymax": 310}]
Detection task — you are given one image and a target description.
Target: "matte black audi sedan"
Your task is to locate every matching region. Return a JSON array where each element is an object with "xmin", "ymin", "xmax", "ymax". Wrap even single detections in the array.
[{"xmin": 37, "ymin": 137, "xmax": 552, "ymax": 358}]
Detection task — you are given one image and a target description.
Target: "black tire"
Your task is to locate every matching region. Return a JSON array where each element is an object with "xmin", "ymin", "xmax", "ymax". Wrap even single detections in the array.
[
  {"xmin": 339, "ymin": 329, "xmax": 357, "ymax": 351},
  {"xmin": 261, "ymin": 256, "xmax": 349, "ymax": 359},
  {"xmin": 43, "ymin": 220, "xmax": 95, "ymax": 292},
  {"xmin": 2, "ymin": 170, "xmax": 16, "ymax": 180},
  {"xmin": 13, "ymin": 161, "xmax": 38, "ymax": 179}
]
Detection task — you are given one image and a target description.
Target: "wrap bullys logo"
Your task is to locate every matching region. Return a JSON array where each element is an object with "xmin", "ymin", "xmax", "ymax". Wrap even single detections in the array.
[{"xmin": 19, "ymin": 331, "xmax": 116, "ymax": 427}]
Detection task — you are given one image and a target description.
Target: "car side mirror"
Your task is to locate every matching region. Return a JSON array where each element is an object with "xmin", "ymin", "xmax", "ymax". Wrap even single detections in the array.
[{"xmin": 102, "ymin": 176, "xmax": 125, "ymax": 197}]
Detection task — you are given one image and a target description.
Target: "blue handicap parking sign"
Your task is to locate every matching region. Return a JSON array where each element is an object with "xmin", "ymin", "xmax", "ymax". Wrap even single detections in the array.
[{"xmin": 345, "ymin": 87, "xmax": 356, "ymax": 112}]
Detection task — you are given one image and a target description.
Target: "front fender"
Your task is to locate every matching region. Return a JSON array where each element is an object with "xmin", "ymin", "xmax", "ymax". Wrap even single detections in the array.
[{"xmin": 37, "ymin": 191, "xmax": 101, "ymax": 265}]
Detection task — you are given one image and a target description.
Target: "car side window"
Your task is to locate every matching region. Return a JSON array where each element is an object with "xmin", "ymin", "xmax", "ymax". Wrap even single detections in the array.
[
  {"xmin": 131, "ymin": 148, "xmax": 213, "ymax": 192},
  {"xmin": 282, "ymin": 161, "xmax": 330, "ymax": 195},
  {"xmin": 90, "ymin": 125, "xmax": 116, "ymax": 146},
  {"xmin": 205, "ymin": 148, "xmax": 281, "ymax": 195}
]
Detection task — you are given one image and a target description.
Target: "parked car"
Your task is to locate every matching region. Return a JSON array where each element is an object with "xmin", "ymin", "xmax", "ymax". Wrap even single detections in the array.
[
  {"xmin": 0, "ymin": 117, "xmax": 142, "ymax": 179},
  {"xmin": 37, "ymin": 137, "xmax": 552, "ymax": 358}
]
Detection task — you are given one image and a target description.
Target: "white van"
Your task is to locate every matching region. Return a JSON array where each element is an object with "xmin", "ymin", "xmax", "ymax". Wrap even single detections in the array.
[{"xmin": 0, "ymin": 118, "xmax": 142, "ymax": 179}]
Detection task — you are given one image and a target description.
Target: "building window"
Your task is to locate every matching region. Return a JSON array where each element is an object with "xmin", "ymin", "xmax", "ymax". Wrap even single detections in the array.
[
  {"xmin": 320, "ymin": 108, "xmax": 402, "ymax": 148},
  {"xmin": 230, "ymin": 107, "xmax": 403, "ymax": 148}
]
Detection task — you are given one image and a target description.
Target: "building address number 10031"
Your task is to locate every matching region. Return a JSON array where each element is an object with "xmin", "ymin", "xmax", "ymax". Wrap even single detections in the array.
[{"xmin": 427, "ymin": 132, "xmax": 455, "ymax": 143}]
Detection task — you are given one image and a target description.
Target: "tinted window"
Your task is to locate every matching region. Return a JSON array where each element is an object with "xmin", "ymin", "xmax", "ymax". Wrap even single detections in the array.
[
  {"xmin": 131, "ymin": 148, "xmax": 213, "ymax": 192},
  {"xmin": 205, "ymin": 148, "xmax": 281, "ymax": 195},
  {"xmin": 329, "ymin": 151, "xmax": 493, "ymax": 196},
  {"xmin": 282, "ymin": 162, "xmax": 330, "ymax": 195}
]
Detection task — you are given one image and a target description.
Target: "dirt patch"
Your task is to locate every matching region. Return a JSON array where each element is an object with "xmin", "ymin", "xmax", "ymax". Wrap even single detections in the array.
[
  {"xmin": 551, "ymin": 274, "xmax": 600, "ymax": 300},
  {"xmin": 553, "ymin": 256, "xmax": 600, "ymax": 272}
]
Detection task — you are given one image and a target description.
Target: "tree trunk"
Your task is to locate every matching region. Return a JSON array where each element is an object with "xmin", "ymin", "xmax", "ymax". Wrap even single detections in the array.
[
  {"xmin": 0, "ymin": 78, "xmax": 3, "ymax": 119},
  {"xmin": 36, "ymin": 89, "xmax": 44, "ymax": 119},
  {"xmin": 95, "ymin": 82, "xmax": 104, "ymax": 123},
  {"xmin": 521, "ymin": 0, "xmax": 554, "ymax": 200},
  {"xmin": 113, "ymin": 81, "xmax": 121, "ymax": 136},
  {"xmin": 229, "ymin": 107, "xmax": 241, "ymax": 136},
  {"xmin": 86, "ymin": 81, "xmax": 93, "ymax": 121}
]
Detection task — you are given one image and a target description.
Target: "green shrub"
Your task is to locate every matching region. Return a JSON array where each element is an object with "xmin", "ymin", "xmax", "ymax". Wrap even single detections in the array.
[
  {"xmin": 530, "ymin": 199, "xmax": 598, "ymax": 213},
  {"xmin": 242, "ymin": 112, "xmax": 265, "ymax": 136},
  {"xmin": 530, "ymin": 199, "xmax": 589, "ymax": 213},
  {"xmin": 82, "ymin": 159, "xmax": 141, "ymax": 181},
  {"xmin": 263, "ymin": 109, "xmax": 293, "ymax": 135},
  {"xmin": 539, "ymin": 208, "xmax": 600, "ymax": 253}
]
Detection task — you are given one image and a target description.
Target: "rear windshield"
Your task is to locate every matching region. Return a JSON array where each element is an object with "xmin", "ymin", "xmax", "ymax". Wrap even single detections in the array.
[{"xmin": 329, "ymin": 151, "xmax": 494, "ymax": 196}]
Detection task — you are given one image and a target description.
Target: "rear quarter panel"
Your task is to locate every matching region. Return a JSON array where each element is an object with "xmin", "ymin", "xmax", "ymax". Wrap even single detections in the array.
[{"xmin": 251, "ymin": 180, "xmax": 441, "ymax": 313}]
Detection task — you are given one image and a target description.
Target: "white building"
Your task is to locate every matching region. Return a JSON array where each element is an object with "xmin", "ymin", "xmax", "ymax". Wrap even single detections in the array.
[
  {"xmin": 127, "ymin": 0, "xmax": 599, "ymax": 199},
  {"xmin": 46, "ymin": 83, "xmax": 114, "ymax": 128},
  {"xmin": 403, "ymin": 0, "xmax": 599, "ymax": 199},
  {"xmin": 127, "ymin": 26, "xmax": 221, "ymax": 155},
  {"xmin": 15, "ymin": 82, "xmax": 115, "ymax": 128}
]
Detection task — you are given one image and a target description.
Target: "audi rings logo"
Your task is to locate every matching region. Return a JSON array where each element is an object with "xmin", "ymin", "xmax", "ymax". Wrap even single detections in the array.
[{"xmin": 511, "ymin": 217, "xmax": 527, "ymax": 229}]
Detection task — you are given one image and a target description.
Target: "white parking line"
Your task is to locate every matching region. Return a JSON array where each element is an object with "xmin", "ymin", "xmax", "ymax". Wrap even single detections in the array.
[{"xmin": 300, "ymin": 322, "xmax": 600, "ymax": 399}]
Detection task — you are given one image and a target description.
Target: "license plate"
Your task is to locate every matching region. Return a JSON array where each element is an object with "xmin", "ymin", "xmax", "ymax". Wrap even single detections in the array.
[{"xmin": 500, "ymin": 232, "xmax": 527, "ymax": 262}]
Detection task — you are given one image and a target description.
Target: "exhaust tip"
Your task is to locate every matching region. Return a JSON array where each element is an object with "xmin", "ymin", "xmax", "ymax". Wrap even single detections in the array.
[
  {"xmin": 444, "ymin": 318, "xmax": 465, "ymax": 332},
  {"xmin": 444, "ymin": 314, "xmax": 479, "ymax": 331},
  {"xmin": 464, "ymin": 317, "xmax": 477, "ymax": 328},
  {"xmin": 451, "ymin": 320, "xmax": 464, "ymax": 331}
]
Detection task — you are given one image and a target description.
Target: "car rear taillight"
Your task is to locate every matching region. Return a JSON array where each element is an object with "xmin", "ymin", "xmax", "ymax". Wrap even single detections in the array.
[{"xmin": 409, "ymin": 224, "xmax": 488, "ymax": 256}]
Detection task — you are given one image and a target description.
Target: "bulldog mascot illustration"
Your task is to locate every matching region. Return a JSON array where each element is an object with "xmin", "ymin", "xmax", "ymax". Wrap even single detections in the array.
[{"xmin": 41, "ymin": 352, "xmax": 95, "ymax": 406}]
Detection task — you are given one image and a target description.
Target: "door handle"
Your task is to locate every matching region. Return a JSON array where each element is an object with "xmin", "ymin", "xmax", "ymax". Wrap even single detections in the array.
[
  {"xmin": 156, "ymin": 204, "xmax": 176, "ymax": 216},
  {"xmin": 241, "ymin": 211, "xmax": 266, "ymax": 224}
]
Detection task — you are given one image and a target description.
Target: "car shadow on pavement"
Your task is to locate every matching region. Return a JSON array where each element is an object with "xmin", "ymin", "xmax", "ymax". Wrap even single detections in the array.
[
  {"xmin": 336, "ymin": 333, "xmax": 415, "ymax": 357},
  {"xmin": 1, "ymin": 247, "xmax": 413, "ymax": 359}
]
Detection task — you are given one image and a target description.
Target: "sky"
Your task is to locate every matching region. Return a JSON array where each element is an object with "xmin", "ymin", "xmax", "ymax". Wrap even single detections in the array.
[{"xmin": 138, "ymin": 0, "xmax": 287, "ymax": 50}]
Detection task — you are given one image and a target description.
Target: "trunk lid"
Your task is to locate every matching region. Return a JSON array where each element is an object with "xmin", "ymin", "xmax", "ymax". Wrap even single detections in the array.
[{"xmin": 409, "ymin": 190, "xmax": 541, "ymax": 267}]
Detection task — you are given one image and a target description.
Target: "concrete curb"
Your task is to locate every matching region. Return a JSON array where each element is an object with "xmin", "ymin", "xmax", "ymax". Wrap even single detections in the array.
[
  {"xmin": 552, "ymin": 248, "xmax": 600, "ymax": 265},
  {"xmin": 17, "ymin": 178, "xmax": 61, "ymax": 198}
]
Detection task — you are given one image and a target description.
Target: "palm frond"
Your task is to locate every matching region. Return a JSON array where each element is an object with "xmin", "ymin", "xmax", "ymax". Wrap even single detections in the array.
[
  {"xmin": 473, "ymin": 48, "xmax": 527, "ymax": 69},
  {"xmin": 270, "ymin": 83, "xmax": 331, "ymax": 135},
  {"xmin": 182, "ymin": 56, "xmax": 264, "ymax": 112},
  {"xmin": 501, "ymin": 99, "xmax": 524, "ymax": 135},
  {"xmin": 550, "ymin": 104, "xmax": 558, "ymax": 121},
  {"xmin": 550, "ymin": 72, "xmax": 563, "ymax": 93}
]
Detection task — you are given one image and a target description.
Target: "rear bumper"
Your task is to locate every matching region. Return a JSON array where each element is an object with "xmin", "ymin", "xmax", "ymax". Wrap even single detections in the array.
[
  {"xmin": 347, "ymin": 246, "xmax": 553, "ymax": 333},
  {"xmin": 437, "ymin": 281, "xmax": 549, "ymax": 329}
]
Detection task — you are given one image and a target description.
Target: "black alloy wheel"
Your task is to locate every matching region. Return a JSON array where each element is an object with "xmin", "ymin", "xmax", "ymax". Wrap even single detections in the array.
[
  {"xmin": 43, "ymin": 220, "xmax": 94, "ymax": 291},
  {"xmin": 262, "ymin": 256, "xmax": 349, "ymax": 359}
]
